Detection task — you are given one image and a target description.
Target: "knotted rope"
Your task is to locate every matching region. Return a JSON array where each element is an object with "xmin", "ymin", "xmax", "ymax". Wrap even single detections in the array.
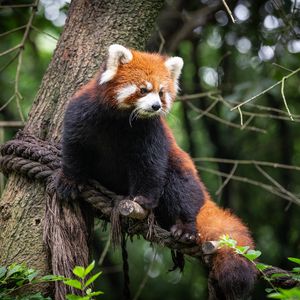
[
  {"xmin": 0, "ymin": 131, "xmax": 299, "ymax": 294},
  {"xmin": 0, "ymin": 131, "xmax": 202, "ymax": 254}
]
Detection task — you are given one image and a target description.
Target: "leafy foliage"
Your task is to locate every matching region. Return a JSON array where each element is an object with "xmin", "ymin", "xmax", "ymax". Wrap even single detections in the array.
[
  {"xmin": 0, "ymin": 261, "xmax": 103, "ymax": 300},
  {"xmin": 0, "ymin": 263, "xmax": 53, "ymax": 300},
  {"xmin": 64, "ymin": 261, "xmax": 103, "ymax": 300}
]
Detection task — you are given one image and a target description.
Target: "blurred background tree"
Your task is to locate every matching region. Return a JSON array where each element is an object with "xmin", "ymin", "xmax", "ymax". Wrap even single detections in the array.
[{"xmin": 0, "ymin": 0, "xmax": 299, "ymax": 299}]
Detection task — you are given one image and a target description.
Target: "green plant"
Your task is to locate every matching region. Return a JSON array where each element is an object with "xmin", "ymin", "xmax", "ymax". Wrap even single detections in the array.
[
  {"xmin": 0, "ymin": 261, "xmax": 103, "ymax": 300},
  {"xmin": 63, "ymin": 261, "xmax": 103, "ymax": 300},
  {"xmin": 0, "ymin": 263, "xmax": 58, "ymax": 300},
  {"xmin": 219, "ymin": 235, "xmax": 300, "ymax": 300}
]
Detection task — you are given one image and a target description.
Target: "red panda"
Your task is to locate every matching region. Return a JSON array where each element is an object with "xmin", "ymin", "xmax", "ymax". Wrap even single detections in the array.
[{"xmin": 57, "ymin": 44, "xmax": 257, "ymax": 299}]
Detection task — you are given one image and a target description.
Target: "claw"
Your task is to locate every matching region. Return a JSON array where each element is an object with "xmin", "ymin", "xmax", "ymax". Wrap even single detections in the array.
[{"xmin": 170, "ymin": 222, "xmax": 198, "ymax": 244}]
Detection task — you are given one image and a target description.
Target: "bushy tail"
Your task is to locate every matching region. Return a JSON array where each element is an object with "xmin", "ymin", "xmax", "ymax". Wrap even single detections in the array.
[
  {"xmin": 43, "ymin": 180, "xmax": 93, "ymax": 300},
  {"xmin": 197, "ymin": 199, "xmax": 258, "ymax": 300}
]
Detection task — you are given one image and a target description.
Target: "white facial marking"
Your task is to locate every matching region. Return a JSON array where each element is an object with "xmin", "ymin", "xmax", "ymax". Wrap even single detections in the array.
[
  {"xmin": 100, "ymin": 44, "xmax": 133, "ymax": 85},
  {"xmin": 165, "ymin": 92, "xmax": 172, "ymax": 111},
  {"xmin": 116, "ymin": 84, "xmax": 137, "ymax": 102},
  {"xmin": 136, "ymin": 92, "xmax": 162, "ymax": 115},
  {"xmin": 165, "ymin": 56, "xmax": 184, "ymax": 93},
  {"xmin": 146, "ymin": 81, "xmax": 153, "ymax": 90}
]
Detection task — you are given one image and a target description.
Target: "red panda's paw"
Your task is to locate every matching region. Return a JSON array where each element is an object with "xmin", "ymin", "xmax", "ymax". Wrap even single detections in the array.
[
  {"xmin": 133, "ymin": 195, "xmax": 158, "ymax": 210},
  {"xmin": 170, "ymin": 222, "xmax": 199, "ymax": 244},
  {"xmin": 55, "ymin": 171, "xmax": 80, "ymax": 202}
]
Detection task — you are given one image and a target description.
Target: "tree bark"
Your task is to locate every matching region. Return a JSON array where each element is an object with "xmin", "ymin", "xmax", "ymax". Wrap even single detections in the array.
[{"xmin": 0, "ymin": 0, "xmax": 163, "ymax": 291}]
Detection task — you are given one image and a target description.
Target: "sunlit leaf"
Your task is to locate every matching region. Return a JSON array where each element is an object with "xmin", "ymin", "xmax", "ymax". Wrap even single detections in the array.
[
  {"xmin": 244, "ymin": 250, "xmax": 261, "ymax": 261},
  {"xmin": 84, "ymin": 261, "xmax": 95, "ymax": 277},
  {"xmin": 73, "ymin": 266, "xmax": 85, "ymax": 279},
  {"xmin": 84, "ymin": 272, "xmax": 102, "ymax": 288},
  {"xmin": 288, "ymin": 257, "xmax": 300, "ymax": 265},
  {"xmin": 63, "ymin": 279, "xmax": 82, "ymax": 290}
]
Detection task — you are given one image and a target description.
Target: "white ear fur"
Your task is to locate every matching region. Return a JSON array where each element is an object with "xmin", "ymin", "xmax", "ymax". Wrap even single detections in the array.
[
  {"xmin": 99, "ymin": 44, "xmax": 133, "ymax": 85},
  {"xmin": 165, "ymin": 56, "xmax": 184, "ymax": 81}
]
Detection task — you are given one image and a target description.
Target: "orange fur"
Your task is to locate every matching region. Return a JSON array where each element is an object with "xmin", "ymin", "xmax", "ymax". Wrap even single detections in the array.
[
  {"xmin": 72, "ymin": 77, "xmax": 99, "ymax": 101},
  {"xmin": 161, "ymin": 119, "xmax": 199, "ymax": 177},
  {"xmin": 197, "ymin": 198, "xmax": 254, "ymax": 247}
]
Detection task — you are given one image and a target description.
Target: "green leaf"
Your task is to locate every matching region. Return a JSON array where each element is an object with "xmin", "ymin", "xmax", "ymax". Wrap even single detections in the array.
[
  {"xmin": 0, "ymin": 266, "xmax": 7, "ymax": 279},
  {"xmin": 268, "ymin": 287, "xmax": 300, "ymax": 299},
  {"xmin": 256, "ymin": 263, "xmax": 269, "ymax": 271},
  {"xmin": 63, "ymin": 279, "xmax": 82, "ymax": 290},
  {"xmin": 244, "ymin": 250, "xmax": 261, "ymax": 261},
  {"xmin": 27, "ymin": 271, "xmax": 39, "ymax": 282},
  {"xmin": 41, "ymin": 275, "xmax": 65, "ymax": 281},
  {"xmin": 84, "ymin": 261, "xmax": 95, "ymax": 277},
  {"xmin": 7, "ymin": 264, "xmax": 23, "ymax": 277},
  {"xmin": 84, "ymin": 272, "xmax": 102, "ymax": 288},
  {"xmin": 270, "ymin": 273, "xmax": 289, "ymax": 279},
  {"xmin": 288, "ymin": 257, "xmax": 300, "ymax": 265},
  {"xmin": 17, "ymin": 292, "xmax": 52, "ymax": 300},
  {"xmin": 88, "ymin": 291, "xmax": 104, "ymax": 296},
  {"xmin": 235, "ymin": 246, "xmax": 250, "ymax": 254},
  {"xmin": 73, "ymin": 266, "xmax": 85, "ymax": 279},
  {"xmin": 292, "ymin": 267, "xmax": 300, "ymax": 273},
  {"xmin": 267, "ymin": 292, "xmax": 284, "ymax": 299},
  {"xmin": 265, "ymin": 288, "xmax": 275, "ymax": 293},
  {"xmin": 66, "ymin": 295, "xmax": 89, "ymax": 300}
]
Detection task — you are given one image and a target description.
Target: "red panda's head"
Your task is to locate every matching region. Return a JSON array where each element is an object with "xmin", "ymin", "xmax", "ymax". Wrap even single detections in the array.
[{"xmin": 99, "ymin": 44, "xmax": 183, "ymax": 118}]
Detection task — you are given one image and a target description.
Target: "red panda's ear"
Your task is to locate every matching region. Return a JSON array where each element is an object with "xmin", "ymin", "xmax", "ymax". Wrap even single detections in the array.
[
  {"xmin": 99, "ymin": 44, "xmax": 133, "ymax": 85},
  {"xmin": 165, "ymin": 57, "xmax": 184, "ymax": 82}
]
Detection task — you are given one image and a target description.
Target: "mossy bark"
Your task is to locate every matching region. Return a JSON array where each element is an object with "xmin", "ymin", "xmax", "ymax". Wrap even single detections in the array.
[{"xmin": 0, "ymin": 0, "xmax": 163, "ymax": 293}]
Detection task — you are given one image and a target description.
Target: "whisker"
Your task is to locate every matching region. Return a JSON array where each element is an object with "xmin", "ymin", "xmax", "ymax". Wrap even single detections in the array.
[{"xmin": 129, "ymin": 107, "xmax": 141, "ymax": 127}]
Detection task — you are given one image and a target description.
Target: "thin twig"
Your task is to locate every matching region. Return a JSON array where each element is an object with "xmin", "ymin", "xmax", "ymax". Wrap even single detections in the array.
[
  {"xmin": 1, "ymin": 0, "xmax": 39, "ymax": 121},
  {"xmin": 0, "ymin": 52, "xmax": 19, "ymax": 74},
  {"xmin": 281, "ymin": 76, "xmax": 294, "ymax": 120},
  {"xmin": 0, "ymin": 95, "xmax": 15, "ymax": 111},
  {"xmin": 187, "ymin": 101, "xmax": 266, "ymax": 133},
  {"xmin": 0, "ymin": 3, "xmax": 37, "ymax": 8},
  {"xmin": 155, "ymin": 25, "xmax": 165, "ymax": 54},
  {"xmin": 194, "ymin": 99, "xmax": 219, "ymax": 120},
  {"xmin": 0, "ymin": 44, "xmax": 22, "ymax": 57},
  {"xmin": 272, "ymin": 63, "xmax": 293, "ymax": 72},
  {"xmin": 222, "ymin": 96, "xmax": 300, "ymax": 117},
  {"xmin": 222, "ymin": 0, "xmax": 236, "ymax": 23},
  {"xmin": 98, "ymin": 234, "xmax": 111, "ymax": 266},
  {"xmin": 241, "ymin": 115, "xmax": 254, "ymax": 130},
  {"xmin": 178, "ymin": 91, "xmax": 219, "ymax": 101},
  {"xmin": 194, "ymin": 157, "xmax": 300, "ymax": 172},
  {"xmin": 15, "ymin": 51, "xmax": 25, "ymax": 121},
  {"xmin": 30, "ymin": 25, "xmax": 58, "ymax": 40},
  {"xmin": 0, "ymin": 121, "xmax": 24, "ymax": 128},
  {"xmin": 254, "ymin": 164, "xmax": 300, "ymax": 204},
  {"xmin": 215, "ymin": 162, "xmax": 238, "ymax": 196},
  {"xmin": 231, "ymin": 67, "xmax": 300, "ymax": 115},
  {"xmin": 0, "ymin": 25, "xmax": 26, "ymax": 38},
  {"xmin": 238, "ymin": 107, "xmax": 243, "ymax": 125},
  {"xmin": 197, "ymin": 166, "xmax": 300, "ymax": 205}
]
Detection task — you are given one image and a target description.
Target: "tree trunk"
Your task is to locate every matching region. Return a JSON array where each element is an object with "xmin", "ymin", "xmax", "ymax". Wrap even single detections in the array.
[{"xmin": 0, "ymin": 0, "xmax": 163, "ymax": 291}]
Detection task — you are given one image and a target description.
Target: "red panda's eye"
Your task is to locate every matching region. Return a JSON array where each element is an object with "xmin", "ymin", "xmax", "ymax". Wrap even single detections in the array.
[
  {"xmin": 140, "ymin": 88, "xmax": 148, "ymax": 95},
  {"xmin": 159, "ymin": 90, "xmax": 164, "ymax": 98}
]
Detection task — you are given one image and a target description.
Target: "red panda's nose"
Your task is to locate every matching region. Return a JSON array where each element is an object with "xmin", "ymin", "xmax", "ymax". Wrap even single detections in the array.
[{"xmin": 152, "ymin": 103, "xmax": 161, "ymax": 111}]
